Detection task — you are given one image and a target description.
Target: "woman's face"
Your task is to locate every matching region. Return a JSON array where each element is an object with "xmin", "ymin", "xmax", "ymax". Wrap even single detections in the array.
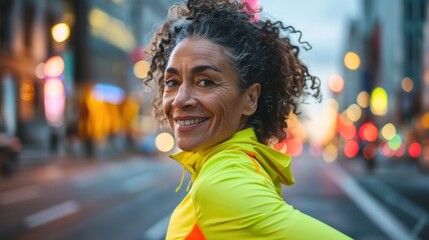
[{"xmin": 162, "ymin": 37, "xmax": 258, "ymax": 151}]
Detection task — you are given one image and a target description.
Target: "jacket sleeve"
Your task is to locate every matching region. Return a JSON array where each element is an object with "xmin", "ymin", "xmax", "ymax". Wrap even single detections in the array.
[{"xmin": 191, "ymin": 154, "xmax": 352, "ymax": 240}]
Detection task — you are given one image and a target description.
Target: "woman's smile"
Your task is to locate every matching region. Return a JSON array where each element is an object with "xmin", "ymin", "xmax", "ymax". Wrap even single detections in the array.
[{"xmin": 175, "ymin": 117, "xmax": 209, "ymax": 127}]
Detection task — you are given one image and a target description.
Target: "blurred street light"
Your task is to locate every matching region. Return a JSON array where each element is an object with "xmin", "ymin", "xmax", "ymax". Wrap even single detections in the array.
[
  {"xmin": 344, "ymin": 51, "xmax": 360, "ymax": 71},
  {"xmin": 381, "ymin": 123, "xmax": 396, "ymax": 141},
  {"xmin": 133, "ymin": 60, "xmax": 150, "ymax": 79},
  {"xmin": 401, "ymin": 77, "xmax": 414, "ymax": 93},
  {"xmin": 155, "ymin": 132, "xmax": 175, "ymax": 152},
  {"xmin": 346, "ymin": 104, "xmax": 362, "ymax": 122},
  {"xmin": 328, "ymin": 74, "xmax": 344, "ymax": 94},
  {"xmin": 359, "ymin": 122, "xmax": 378, "ymax": 142},
  {"xmin": 43, "ymin": 56, "xmax": 65, "ymax": 77},
  {"xmin": 51, "ymin": 22, "xmax": 70, "ymax": 43},
  {"xmin": 370, "ymin": 87, "xmax": 388, "ymax": 116},
  {"xmin": 356, "ymin": 91, "xmax": 369, "ymax": 108},
  {"xmin": 44, "ymin": 78, "xmax": 65, "ymax": 127}
]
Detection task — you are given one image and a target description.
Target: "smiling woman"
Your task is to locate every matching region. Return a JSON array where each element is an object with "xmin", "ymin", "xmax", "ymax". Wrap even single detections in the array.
[
  {"xmin": 162, "ymin": 37, "xmax": 259, "ymax": 151},
  {"xmin": 143, "ymin": 0, "xmax": 351, "ymax": 239}
]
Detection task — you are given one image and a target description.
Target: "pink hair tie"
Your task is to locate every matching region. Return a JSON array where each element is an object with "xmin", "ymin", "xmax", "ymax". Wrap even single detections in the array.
[{"xmin": 242, "ymin": 0, "xmax": 260, "ymax": 22}]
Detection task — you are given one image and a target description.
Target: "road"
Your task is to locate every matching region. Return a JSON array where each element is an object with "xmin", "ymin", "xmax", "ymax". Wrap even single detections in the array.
[
  {"xmin": 0, "ymin": 150, "xmax": 427, "ymax": 240},
  {"xmin": 0, "ymin": 154, "xmax": 186, "ymax": 240}
]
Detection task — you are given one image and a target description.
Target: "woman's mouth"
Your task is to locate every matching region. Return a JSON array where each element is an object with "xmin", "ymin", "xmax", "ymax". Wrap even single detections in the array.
[{"xmin": 175, "ymin": 118, "xmax": 209, "ymax": 126}]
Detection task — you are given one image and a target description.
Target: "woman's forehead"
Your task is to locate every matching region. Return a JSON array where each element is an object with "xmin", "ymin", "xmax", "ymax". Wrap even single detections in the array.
[{"xmin": 167, "ymin": 38, "xmax": 232, "ymax": 68}]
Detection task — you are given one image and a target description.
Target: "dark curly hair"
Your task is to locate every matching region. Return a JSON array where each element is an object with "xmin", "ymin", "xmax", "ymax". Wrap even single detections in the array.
[{"xmin": 144, "ymin": 0, "xmax": 321, "ymax": 145}]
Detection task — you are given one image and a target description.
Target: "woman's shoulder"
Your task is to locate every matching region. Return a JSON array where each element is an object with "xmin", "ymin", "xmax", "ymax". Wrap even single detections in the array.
[{"xmin": 200, "ymin": 149, "xmax": 258, "ymax": 174}]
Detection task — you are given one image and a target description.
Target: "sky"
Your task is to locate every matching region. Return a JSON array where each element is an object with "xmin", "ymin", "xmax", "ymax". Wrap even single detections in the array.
[
  {"xmin": 261, "ymin": 0, "xmax": 362, "ymax": 144},
  {"xmin": 262, "ymin": 0, "xmax": 361, "ymax": 79}
]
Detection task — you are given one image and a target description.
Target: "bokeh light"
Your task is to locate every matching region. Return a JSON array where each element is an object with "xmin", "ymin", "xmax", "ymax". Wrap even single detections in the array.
[
  {"xmin": 344, "ymin": 140, "xmax": 359, "ymax": 158},
  {"xmin": 44, "ymin": 78, "xmax": 65, "ymax": 126},
  {"xmin": 356, "ymin": 91, "xmax": 370, "ymax": 108},
  {"xmin": 381, "ymin": 142, "xmax": 395, "ymax": 158},
  {"xmin": 388, "ymin": 134, "xmax": 402, "ymax": 150},
  {"xmin": 328, "ymin": 74, "xmax": 344, "ymax": 94},
  {"xmin": 381, "ymin": 123, "xmax": 396, "ymax": 141},
  {"xmin": 133, "ymin": 60, "xmax": 150, "ymax": 79},
  {"xmin": 363, "ymin": 143, "xmax": 377, "ymax": 160},
  {"xmin": 394, "ymin": 144, "xmax": 406, "ymax": 158},
  {"xmin": 337, "ymin": 115, "xmax": 356, "ymax": 140},
  {"xmin": 285, "ymin": 138, "xmax": 303, "ymax": 157},
  {"xmin": 35, "ymin": 63, "xmax": 45, "ymax": 79},
  {"xmin": 346, "ymin": 104, "xmax": 362, "ymax": 122},
  {"xmin": 401, "ymin": 77, "xmax": 414, "ymax": 92},
  {"xmin": 359, "ymin": 122, "xmax": 378, "ymax": 142},
  {"xmin": 408, "ymin": 142, "xmax": 422, "ymax": 158},
  {"xmin": 51, "ymin": 22, "xmax": 70, "ymax": 43},
  {"xmin": 44, "ymin": 56, "xmax": 65, "ymax": 77},
  {"xmin": 155, "ymin": 132, "xmax": 175, "ymax": 152},
  {"xmin": 344, "ymin": 51, "xmax": 361, "ymax": 70},
  {"xmin": 370, "ymin": 87, "xmax": 388, "ymax": 116}
]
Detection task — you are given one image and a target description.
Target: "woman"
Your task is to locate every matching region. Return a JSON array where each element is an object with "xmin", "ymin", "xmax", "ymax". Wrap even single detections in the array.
[{"xmin": 144, "ymin": 0, "xmax": 352, "ymax": 239}]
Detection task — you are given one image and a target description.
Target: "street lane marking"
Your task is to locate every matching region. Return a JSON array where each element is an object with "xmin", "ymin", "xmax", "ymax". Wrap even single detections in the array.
[
  {"xmin": 143, "ymin": 214, "xmax": 171, "ymax": 240},
  {"xmin": 364, "ymin": 177, "xmax": 428, "ymax": 237},
  {"xmin": 24, "ymin": 200, "xmax": 80, "ymax": 229},
  {"xmin": 0, "ymin": 186, "xmax": 40, "ymax": 205},
  {"xmin": 319, "ymin": 160, "xmax": 414, "ymax": 240}
]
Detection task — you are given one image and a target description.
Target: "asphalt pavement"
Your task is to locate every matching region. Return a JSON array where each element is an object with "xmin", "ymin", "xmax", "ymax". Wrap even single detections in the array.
[
  {"xmin": 0, "ymin": 149, "xmax": 427, "ymax": 240},
  {"xmin": 337, "ymin": 157, "xmax": 429, "ymax": 240}
]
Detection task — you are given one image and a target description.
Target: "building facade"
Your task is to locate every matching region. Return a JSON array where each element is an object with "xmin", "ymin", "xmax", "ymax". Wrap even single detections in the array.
[{"xmin": 0, "ymin": 0, "xmax": 175, "ymax": 161}]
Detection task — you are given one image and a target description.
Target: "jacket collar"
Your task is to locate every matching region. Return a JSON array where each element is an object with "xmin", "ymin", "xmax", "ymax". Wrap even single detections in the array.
[{"xmin": 170, "ymin": 128, "xmax": 295, "ymax": 186}]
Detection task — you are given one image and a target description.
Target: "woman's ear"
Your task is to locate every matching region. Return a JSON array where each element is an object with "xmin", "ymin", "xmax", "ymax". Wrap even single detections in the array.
[{"xmin": 243, "ymin": 83, "xmax": 261, "ymax": 116}]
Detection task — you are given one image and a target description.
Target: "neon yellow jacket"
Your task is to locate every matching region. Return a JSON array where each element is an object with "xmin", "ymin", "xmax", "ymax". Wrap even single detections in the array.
[{"xmin": 166, "ymin": 128, "xmax": 352, "ymax": 240}]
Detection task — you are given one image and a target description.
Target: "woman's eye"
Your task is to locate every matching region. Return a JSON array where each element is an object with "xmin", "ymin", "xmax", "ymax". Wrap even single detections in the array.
[
  {"xmin": 197, "ymin": 79, "xmax": 214, "ymax": 87},
  {"xmin": 165, "ymin": 79, "xmax": 179, "ymax": 88}
]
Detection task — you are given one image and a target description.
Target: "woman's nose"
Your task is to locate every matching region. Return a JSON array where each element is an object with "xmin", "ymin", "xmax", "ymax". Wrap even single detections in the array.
[{"xmin": 172, "ymin": 84, "xmax": 197, "ymax": 108}]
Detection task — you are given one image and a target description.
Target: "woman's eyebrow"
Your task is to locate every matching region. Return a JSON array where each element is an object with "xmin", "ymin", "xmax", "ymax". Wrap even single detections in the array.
[
  {"xmin": 165, "ymin": 65, "xmax": 221, "ymax": 75},
  {"xmin": 191, "ymin": 65, "xmax": 221, "ymax": 74},
  {"xmin": 165, "ymin": 67, "xmax": 179, "ymax": 74}
]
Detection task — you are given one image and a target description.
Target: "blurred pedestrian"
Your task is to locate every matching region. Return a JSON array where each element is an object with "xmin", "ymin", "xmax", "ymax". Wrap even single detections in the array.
[
  {"xmin": 144, "ymin": 0, "xmax": 351, "ymax": 239},
  {"xmin": 0, "ymin": 132, "xmax": 21, "ymax": 176}
]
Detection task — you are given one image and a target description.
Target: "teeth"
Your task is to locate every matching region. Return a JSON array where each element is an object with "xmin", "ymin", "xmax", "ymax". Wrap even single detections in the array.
[{"xmin": 176, "ymin": 118, "xmax": 206, "ymax": 126}]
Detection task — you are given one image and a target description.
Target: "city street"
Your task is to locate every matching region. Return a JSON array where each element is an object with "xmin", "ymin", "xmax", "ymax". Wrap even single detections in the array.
[
  {"xmin": 1, "ymin": 0, "xmax": 428, "ymax": 240},
  {"xmin": 0, "ymin": 153, "xmax": 187, "ymax": 240},
  {"xmin": 2, "ymin": 149, "xmax": 427, "ymax": 240}
]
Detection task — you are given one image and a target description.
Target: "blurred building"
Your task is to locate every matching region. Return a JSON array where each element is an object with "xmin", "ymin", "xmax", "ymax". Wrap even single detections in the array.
[
  {"xmin": 0, "ymin": 0, "xmax": 68, "ymax": 156},
  {"xmin": 424, "ymin": 3, "xmax": 429, "ymax": 113},
  {"xmin": 339, "ymin": 0, "xmax": 429, "ymax": 168},
  {"xmin": 0, "ymin": 0, "xmax": 174, "ymax": 161}
]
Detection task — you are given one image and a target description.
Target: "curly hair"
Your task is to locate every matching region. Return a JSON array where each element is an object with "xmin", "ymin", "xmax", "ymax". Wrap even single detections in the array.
[{"xmin": 144, "ymin": 0, "xmax": 321, "ymax": 145}]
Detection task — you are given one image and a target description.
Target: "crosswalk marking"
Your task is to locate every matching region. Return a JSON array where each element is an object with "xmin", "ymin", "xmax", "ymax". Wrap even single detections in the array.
[{"xmin": 24, "ymin": 200, "xmax": 80, "ymax": 229}]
